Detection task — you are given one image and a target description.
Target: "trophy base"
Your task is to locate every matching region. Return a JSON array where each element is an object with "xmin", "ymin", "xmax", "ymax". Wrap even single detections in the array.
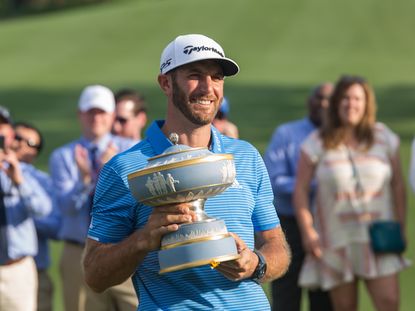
[{"xmin": 159, "ymin": 234, "xmax": 239, "ymax": 274}]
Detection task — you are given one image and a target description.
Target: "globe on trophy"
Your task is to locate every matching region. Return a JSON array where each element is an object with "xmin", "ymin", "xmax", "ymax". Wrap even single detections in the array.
[{"xmin": 127, "ymin": 133, "xmax": 240, "ymax": 273}]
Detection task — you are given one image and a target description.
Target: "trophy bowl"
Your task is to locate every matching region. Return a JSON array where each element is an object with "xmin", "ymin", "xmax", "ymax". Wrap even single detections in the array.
[{"xmin": 128, "ymin": 135, "xmax": 240, "ymax": 273}]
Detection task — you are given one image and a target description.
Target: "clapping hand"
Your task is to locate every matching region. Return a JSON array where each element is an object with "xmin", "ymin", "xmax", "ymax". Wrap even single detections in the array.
[{"xmin": 75, "ymin": 144, "xmax": 92, "ymax": 185}]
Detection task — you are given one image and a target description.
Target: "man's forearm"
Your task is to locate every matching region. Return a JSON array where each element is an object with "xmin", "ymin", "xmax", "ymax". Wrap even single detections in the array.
[
  {"xmin": 256, "ymin": 227, "xmax": 291, "ymax": 283},
  {"xmin": 83, "ymin": 203, "xmax": 199, "ymax": 292},
  {"xmin": 83, "ymin": 230, "xmax": 148, "ymax": 292}
]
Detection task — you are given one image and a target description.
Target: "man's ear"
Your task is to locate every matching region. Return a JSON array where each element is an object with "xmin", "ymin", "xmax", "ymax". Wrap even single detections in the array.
[
  {"xmin": 158, "ymin": 74, "xmax": 172, "ymax": 96},
  {"xmin": 137, "ymin": 111, "xmax": 147, "ymax": 128}
]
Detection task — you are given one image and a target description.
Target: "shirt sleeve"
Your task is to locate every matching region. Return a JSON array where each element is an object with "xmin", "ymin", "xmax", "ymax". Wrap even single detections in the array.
[
  {"xmin": 88, "ymin": 162, "xmax": 136, "ymax": 243},
  {"xmin": 264, "ymin": 126, "xmax": 296, "ymax": 195},
  {"xmin": 34, "ymin": 207, "xmax": 61, "ymax": 240},
  {"xmin": 18, "ymin": 165, "xmax": 53, "ymax": 218},
  {"xmin": 49, "ymin": 146, "xmax": 92, "ymax": 214},
  {"xmin": 33, "ymin": 170, "xmax": 61, "ymax": 240}
]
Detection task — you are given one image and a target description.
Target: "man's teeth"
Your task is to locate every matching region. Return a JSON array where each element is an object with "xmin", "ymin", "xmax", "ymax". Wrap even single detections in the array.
[{"xmin": 193, "ymin": 99, "xmax": 212, "ymax": 105}]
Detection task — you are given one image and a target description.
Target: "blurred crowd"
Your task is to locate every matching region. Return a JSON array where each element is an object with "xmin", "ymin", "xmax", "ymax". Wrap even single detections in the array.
[
  {"xmin": 0, "ymin": 74, "xmax": 412, "ymax": 311},
  {"xmin": 0, "ymin": 86, "xmax": 146, "ymax": 311}
]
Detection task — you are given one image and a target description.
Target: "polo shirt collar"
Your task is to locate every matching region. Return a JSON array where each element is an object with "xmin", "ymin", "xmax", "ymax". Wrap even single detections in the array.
[
  {"xmin": 145, "ymin": 120, "xmax": 225, "ymax": 155},
  {"xmin": 210, "ymin": 125, "xmax": 225, "ymax": 153}
]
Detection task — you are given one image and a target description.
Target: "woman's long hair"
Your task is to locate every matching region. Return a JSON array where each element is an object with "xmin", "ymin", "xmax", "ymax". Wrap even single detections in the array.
[{"xmin": 320, "ymin": 75, "xmax": 377, "ymax": 150}]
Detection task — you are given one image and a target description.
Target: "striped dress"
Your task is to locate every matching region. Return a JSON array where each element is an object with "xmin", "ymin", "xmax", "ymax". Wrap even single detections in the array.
[
  {"xmin": 298, "ymin": 122, "xmax": 410, "ymax": 290},
  {"xmin": 88, "ymin": 120, "xmax": 280, "ymax": 310}
]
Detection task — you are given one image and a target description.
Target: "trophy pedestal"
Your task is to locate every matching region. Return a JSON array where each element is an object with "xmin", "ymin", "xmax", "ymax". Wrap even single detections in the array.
[{"xmin": 158, "ymin": 219, "xmax": 240, "ymax": 274}]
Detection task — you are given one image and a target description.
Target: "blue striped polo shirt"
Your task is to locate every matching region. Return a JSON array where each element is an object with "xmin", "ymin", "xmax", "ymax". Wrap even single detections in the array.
[{"xmin": 88, "ymin": 120, "xmax": 280, "ymax": 311}]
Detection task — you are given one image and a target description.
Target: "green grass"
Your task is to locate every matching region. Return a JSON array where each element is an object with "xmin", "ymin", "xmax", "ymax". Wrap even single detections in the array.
[{"xmin": 1, "ymin": 0, "xmax": 415, "ymax": 310}]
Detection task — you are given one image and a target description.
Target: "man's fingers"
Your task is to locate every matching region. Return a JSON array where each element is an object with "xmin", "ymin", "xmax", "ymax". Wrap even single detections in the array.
[
  {"xmin": 165, "ymin": 214, "xmax": 192, "ymax": 224},
  {"xmin": 149, "ymin": 213, "xmax": 192, "ymax": 228},
  {"xmin": 151, "ymin": 224, "xmax": 180, "ymax": 238},
  {"xmin": 148, "ymin": 207, "xmax": 193, "ymax": 228},
  {"xmin": 228, "ymin": 232, "xmax": 247, "ymax": 253},
  {"xmin": 159, "ymin": 202, "xmax": 193, "ymax": 212},
  {"xmin": 154, "ymin": 204, "xmax": 197, "ymax": 220},
  {"xmin": 214, "ymin": 263, "xmax": 245, "ymax": 281}
]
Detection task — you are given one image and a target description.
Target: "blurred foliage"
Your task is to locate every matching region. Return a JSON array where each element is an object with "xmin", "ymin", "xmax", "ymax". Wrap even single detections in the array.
[{"xmin": 0, "ymin": 0, "xmax": 107, "ymax": 17}]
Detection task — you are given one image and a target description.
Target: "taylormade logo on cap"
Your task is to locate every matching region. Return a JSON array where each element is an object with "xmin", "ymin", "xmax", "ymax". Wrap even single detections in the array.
[
  {"xmin": 159, "ymin": 34, "xmax": 239, "ymax": 76},
  {"xmin": 183, "ymin": 45, "xmax": 224, "ymax": 57}
]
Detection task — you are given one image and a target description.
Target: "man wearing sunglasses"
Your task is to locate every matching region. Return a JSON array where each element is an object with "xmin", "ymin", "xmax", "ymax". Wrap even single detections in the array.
[
  {"xmin": 112, "ymin": 88, "xmax": 147, "ymax": 143},
  {"xmin": 0, "ymin": 108, "xmax": 53, "ymax": 311},
  {"xmin": 12, "ymin": 122, "xmax": 43, "ymax": 163}
]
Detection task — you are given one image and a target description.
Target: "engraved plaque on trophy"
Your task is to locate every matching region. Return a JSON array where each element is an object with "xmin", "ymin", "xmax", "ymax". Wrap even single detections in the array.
[{"xmin": 127, "ymin": 133, "xmax": 240, "ymax": 273}]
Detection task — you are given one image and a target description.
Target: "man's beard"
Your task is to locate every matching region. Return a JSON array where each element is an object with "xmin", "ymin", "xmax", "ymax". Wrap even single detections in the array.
[{"xmin": 171, "ymin": 75, "xmax": 217, "ymax": 126}]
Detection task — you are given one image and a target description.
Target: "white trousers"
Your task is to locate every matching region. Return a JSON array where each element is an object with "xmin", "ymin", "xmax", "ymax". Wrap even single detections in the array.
[{"xmin": 0, "ymin": 256, "xmax": 38, "ymax": 311}]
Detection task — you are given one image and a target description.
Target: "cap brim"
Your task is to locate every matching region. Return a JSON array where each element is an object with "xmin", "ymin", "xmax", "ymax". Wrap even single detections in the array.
[
  {"xmin": 164, "ymin": 57, "xmax": 240, "ymax": 76},
  {"xmin": 216, "ymin": 58, "xmax": 240, "ymax": 76}
]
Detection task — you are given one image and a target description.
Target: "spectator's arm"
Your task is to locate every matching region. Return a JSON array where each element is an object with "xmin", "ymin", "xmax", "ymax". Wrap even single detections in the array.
[
  {"xmin": 390, "ymin": 146, "xmax": 407, "ymax": 237},
  {"xmin": 293, "ymin": 150, "xmax": 321, "ymax": 258}
]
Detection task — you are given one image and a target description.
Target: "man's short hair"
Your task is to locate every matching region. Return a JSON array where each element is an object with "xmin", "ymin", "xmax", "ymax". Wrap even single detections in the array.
[{"xmin": 114, "ymin": 89, "xmax": 147, "ymax": 115}]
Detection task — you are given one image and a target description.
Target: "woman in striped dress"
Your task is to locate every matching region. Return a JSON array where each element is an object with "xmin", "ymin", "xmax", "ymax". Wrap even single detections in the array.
[{"xmin": 294, "ymin": 75, "xmax": 410, "ymax": 311}]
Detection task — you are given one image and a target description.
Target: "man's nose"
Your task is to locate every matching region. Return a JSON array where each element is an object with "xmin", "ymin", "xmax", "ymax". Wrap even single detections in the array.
[{"xmin": 199, "ymin": 75, "xmax": 214, "ymax": 93}]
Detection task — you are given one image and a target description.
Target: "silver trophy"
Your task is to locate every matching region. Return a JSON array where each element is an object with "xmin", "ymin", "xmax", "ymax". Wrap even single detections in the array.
[{"xmin": 128, "ymin": 133, "xmax": 240, "ymax": 273}]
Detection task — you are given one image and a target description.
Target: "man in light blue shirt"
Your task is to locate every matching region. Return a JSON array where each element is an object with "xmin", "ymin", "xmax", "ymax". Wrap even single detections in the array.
[
  {"xmin": 0, "ymin": 107, "xmax": 53, "ymax": 311},
  {"xmin": 264, "ymin": 83, "xmax": 334, "ymax": 311},
  {"xmin": 83, "ymin": 34, "xmax": 291, "ymax": 311},
  {"xmin": 49, "ymin": 85, "xmax": 135, "ymax": 311},
  {"xmin": 12, "ymin": 121, "xmax": 61, "ymax": 311}
]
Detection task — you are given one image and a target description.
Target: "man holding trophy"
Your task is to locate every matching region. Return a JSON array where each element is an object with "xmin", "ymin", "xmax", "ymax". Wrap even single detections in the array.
[{"xmin": 83, "ymin": 34, "xmax": 291, "ymax": 310}]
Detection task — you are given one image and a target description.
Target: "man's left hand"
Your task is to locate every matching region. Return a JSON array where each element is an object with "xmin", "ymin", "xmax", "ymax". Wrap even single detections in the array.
[{"xmin": 213, "ymin": 232, "xmax": 258, "ymax": 281}]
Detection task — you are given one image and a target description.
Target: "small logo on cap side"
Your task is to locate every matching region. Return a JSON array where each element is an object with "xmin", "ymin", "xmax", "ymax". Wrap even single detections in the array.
[
  {"xmin": 160, "ymin": 58, "xmax": 172, "ymax": 72},
  {"xmin": 183, "ymin": 45, "xmax": 224, "ymax": 57}
]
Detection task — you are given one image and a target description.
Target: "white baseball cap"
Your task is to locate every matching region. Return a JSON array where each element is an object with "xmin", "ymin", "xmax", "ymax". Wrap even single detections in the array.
[
  {"xmin": 78, "ymin": 85, "xmax": 115, "ymax": 113},
  {"xmin": 160, "ymin": 34, "xmax": 239, "ymax": 76}
]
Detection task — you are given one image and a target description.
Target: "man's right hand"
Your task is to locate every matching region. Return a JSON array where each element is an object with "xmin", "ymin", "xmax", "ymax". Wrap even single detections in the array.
[
  {"xmin": 0, "ymin": 149, "xmax": 24, "ymax": 185},
  {"xmin": 83, "ymin": 201, "xmax": 197, "ymax": 292},
  {"xmin": 141, "ymin": 202, "xmax": 196, "ymax": 251}
]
